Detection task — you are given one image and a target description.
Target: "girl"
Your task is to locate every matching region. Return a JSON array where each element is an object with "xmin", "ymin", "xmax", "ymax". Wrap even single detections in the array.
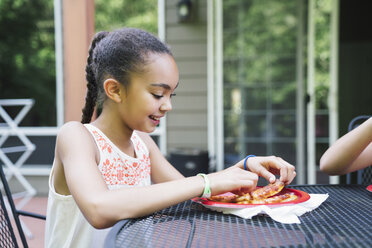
[
  {"xmin": 44, "ymin": 27, "xmax": 296, "ymax": 247},
  {"xmin": 320, "ymin": 116, "xmax": 372, "ymax": 175}
]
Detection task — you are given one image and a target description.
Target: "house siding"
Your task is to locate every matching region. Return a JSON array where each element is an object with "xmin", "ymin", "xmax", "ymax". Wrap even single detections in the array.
[{"xmin": 165, "ymin": 0, "xmax": 208, "ymax": 151}]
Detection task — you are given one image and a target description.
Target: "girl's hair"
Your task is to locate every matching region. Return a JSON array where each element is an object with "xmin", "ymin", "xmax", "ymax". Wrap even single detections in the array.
[{"xmin": 81, "ymin": 28, "xmax": 172, "ymax": 123}]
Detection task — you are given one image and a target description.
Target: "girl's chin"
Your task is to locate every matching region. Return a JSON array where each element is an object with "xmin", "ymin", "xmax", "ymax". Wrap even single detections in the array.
[{"xmin": 137, "ymin": 126, "xmax": 156, "ymax": 133}]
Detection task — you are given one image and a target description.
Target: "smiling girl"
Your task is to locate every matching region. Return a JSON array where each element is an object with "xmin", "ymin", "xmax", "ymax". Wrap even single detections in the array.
[{"xmin": 44, "ymin": 27, "xmax": 296, "ymax": 248}]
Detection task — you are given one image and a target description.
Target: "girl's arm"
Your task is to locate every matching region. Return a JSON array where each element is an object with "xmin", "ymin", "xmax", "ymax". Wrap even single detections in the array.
[
  {"xmin": 57, "ymin": 122, "xmax": 295, "ymax": 229},
  {"xmin": 56, "ymin": 122, "xmax": 258, "ymax": 229},
  {"xmin": 320, "ymin": 117, "xmax": 372, "ymax": 175}
]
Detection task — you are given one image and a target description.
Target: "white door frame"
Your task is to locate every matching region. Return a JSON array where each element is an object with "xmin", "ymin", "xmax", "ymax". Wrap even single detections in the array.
[
  {"xmin": 208, "ymin": 0, "xmax": 224, "ymax": 172},
  {"xmin": 307, "ymin": 0, "xmax": 340, "ymax": 184},
  {"xmin": 328, "ymin": 0, "xmax": 340, "ymax": 184},
  {"xmin": 307, "ymin": 0, "xmax": 317, "ymax": 184}
]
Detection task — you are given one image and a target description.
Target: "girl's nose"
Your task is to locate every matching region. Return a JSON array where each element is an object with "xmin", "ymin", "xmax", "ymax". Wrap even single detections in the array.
[{"xmin": 160, "ymin": 98, "xmax": 172, "ymax": 112}]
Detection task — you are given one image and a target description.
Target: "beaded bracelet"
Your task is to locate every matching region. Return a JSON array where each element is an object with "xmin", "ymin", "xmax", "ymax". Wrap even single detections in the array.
[
  {"xmin": 197, "ymin": 173, "xmax": 211, "ymax": 198},
  {"xmin": 243, "ymin": 155, "xmax": 256, "ymax": 171}
]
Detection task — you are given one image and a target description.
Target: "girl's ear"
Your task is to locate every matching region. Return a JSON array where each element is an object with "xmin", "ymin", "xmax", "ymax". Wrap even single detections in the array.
[{"xmin": 103, "ymin": 79, "xmax": 124, "ymax": 102}]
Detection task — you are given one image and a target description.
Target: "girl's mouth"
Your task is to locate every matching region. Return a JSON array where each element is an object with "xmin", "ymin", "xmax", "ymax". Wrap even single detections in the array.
[
  {"xmin": 149, "ymin": 115, "xmax": 160, "ymax": 121},
  {"xmin": 149, "ymin": 115, "xmax": 161, "ymax": 125}
]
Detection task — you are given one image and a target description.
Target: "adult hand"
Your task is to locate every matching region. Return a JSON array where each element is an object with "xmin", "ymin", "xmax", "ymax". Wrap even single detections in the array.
[{"xmin": 237, "ymin": 156, "xmax": 296, "ymax": 185}]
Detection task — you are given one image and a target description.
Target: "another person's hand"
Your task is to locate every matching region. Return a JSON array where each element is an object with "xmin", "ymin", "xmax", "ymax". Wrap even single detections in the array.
[{"xmin": 238, "ymin": 156, "xmax": 296, "ymax": 185}]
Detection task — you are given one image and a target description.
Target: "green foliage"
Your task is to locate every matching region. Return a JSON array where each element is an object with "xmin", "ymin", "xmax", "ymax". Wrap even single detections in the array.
[
  {"xmin": 0, "ymin": 0, "xmax": 56, "ymax": 126},
  {"xmin": 314, "ymin": 0, "xmax": 331, "ymax": 109},
  {"xmin": 95, "ymin": 0, "xmax": 158, "ymax": 34}
]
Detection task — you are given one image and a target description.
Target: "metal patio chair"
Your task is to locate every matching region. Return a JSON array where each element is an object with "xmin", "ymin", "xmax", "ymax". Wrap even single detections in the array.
[
  {"xmin": 0, "ymin": 164, "xmax": 46, "ymax": 248},
  {"xmin": 346, "ymin": 115, "xmax": 372, "ymax": 185}
]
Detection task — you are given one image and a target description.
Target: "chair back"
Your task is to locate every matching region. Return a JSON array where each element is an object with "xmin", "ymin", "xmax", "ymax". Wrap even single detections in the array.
[
  {"xmin": 0, "ymin": 165, "xmax": 28, "ymax": 248},
  {"xmin": 0, "ymin": 187, "xmax": 19, "ymax": 248},
  {"xmin": 346, "ymin": 115, "xmax": 372, "ymax": 185}
]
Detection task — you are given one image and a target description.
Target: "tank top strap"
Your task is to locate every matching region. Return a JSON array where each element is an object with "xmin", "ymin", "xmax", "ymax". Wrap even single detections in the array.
[{"xmin": 130, "ymin": 131, "xmax": 149, "ymax": 161}]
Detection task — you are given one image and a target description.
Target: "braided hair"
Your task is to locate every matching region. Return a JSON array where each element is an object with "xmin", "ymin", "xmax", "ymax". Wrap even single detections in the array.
[{"xmin": 81, "ymin": 28, "xmax": 172, "ymax": 123}]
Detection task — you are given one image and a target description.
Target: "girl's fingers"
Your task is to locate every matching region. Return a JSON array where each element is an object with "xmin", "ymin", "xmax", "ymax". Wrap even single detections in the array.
[
  {"xmin": 209, "ymin": 167, "xmax": 259, "ymax": 195},
  {"xmin": 240, "ymin": 170, "xmax": 259, "ymax": 183},
  {"xmin": 289, "ymin": 171, "xmax": 296, "ymax": 184},
  {"xmin": 280, "ymin": 166, "xmax": 288, "ymax": 183},
  {"xmin": 277, "ymin": 157, "xmax": 296, "ymax": 184},
  {"xmin": 236, "ymin": 170, "xmax": 259, "ymax": 192},
  {"xmin": 246, "ymin": 156, "xmax": 296, "ymax": 184},
  {"xmin": 232, "ymin": 177, "xmax": 257, "ymax": 194},
  {"xmin": 247, "ymin": 159, "xmax": 276, "ymax": 183},
  {"xmin": 260, "ymin": 167, "xmax": 276, "ymax": 183}
]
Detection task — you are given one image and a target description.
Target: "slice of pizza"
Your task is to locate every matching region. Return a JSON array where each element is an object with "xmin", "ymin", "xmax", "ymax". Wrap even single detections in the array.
[
  {"xmin": 207, "ymin": 180, "xmax": 299, "ymax": 205},
  {"xmin": 276, "ymin": 192, "xmax": 298, "ymax": 203},
  {"xmin": 234, "ymin": 193, "xmax": 251, "ymax": 203},
  {"xmin": 251, "ymin": 179, "xmax": 285, "ymax": 200},
  {"xmin": 261, "ymin": 192, "xmax": 297, "ymax": 204},
  {"xmin": 209, "ymin": 194, "xmax": 238, "ymax": 203}
]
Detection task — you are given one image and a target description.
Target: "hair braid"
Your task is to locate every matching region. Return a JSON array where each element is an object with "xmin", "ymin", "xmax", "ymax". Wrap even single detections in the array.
[{"xmin": 81, "ymin": 31, "xmax": 109, "ymax": 123}]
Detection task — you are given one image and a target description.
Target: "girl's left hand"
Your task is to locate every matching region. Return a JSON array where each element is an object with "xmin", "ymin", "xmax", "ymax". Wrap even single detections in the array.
[{"xmin": 237, "ymin": 156, "xmax": 296, "ymax": 184}]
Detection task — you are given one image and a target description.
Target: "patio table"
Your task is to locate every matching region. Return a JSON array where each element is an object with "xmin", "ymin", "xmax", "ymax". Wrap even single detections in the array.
[{"xmin": 104, "ymin": 184, "xmax": 372, "ymax": 248}]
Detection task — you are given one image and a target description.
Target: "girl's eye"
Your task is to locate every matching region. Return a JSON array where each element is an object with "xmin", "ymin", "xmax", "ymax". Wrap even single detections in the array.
[
  {"xmin": 152, "ymin": 94, "xmax": 163, "ymax": 99},
  {"xmin": 170, "ymin": 93, "xmax": 176, "ymax": 98}
]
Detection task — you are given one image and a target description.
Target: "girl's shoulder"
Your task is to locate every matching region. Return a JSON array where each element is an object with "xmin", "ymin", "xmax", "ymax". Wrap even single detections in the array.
[
  {"xmin": 57, "ymin": 121, "xmax": 85, "ymax": 135},
  {"xmin": 55, "ymin": 121, "xmax": 98, "ymax": 161},
  {"xmin": 56, "ymin": 121, "xmax": 93, "ymax": 144}
]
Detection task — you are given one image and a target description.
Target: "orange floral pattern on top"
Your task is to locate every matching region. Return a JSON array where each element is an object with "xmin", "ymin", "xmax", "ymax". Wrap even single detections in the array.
[{"xmin": 86, "ymin": 126, "xmax": 151, "ymax": 187}]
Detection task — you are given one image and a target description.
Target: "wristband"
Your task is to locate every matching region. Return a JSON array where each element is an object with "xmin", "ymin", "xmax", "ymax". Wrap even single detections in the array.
[
  {"xmin": 197, "ymin": 173, "xmax": 211, "ymax": 198},
  {"xmin": 243, "ymin": 155, "xmax": 256, "ymax": 171}
]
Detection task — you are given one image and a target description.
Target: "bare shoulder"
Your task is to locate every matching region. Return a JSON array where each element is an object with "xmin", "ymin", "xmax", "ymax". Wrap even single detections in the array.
[
  {"xmin": 56, "ymin": 121, "xmax": 95, "ymax": 152},
  {"xmin": 58, "ymin": 121, "xmax": 87, "ymax": 135},
  {"xmin": 57, "ymin": 121, "xmax": 91, "ymax": 140}
]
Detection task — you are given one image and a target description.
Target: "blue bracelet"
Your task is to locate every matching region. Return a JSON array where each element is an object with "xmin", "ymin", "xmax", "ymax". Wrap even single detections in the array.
[{"xmin": 243, "ymin": 155, "xmax": 256, "ymax": 170}]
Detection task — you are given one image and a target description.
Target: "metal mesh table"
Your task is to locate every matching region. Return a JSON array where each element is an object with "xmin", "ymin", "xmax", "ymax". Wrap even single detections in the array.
[{"xmin": 105, "ymin": 185, "xmax": 372, "ymax": 248}]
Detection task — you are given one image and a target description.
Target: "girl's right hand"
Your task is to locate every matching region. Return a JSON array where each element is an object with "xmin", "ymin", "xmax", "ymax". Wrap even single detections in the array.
[
  {"xmin": 206, "ymin": 155, "xmax": 296, "ymax": 197},
  {"xmin": 207, "ymin": 166, "xmax": 259, "ymax": 196}
]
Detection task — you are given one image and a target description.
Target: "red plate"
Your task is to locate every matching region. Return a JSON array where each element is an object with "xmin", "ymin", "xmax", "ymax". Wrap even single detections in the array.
[
  {"xmin": 367, "ymin": 185, "xmax": 372, "ymax": 192},
  {"xmin": 192, "ymin": 188, "xmax": 310, "ymax": 209}
]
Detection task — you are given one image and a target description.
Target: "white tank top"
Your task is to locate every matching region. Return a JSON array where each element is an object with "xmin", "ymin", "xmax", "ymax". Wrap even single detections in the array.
[{"xmin": 44, "ymin": 124, "xmax": 151, "ymax": 248}]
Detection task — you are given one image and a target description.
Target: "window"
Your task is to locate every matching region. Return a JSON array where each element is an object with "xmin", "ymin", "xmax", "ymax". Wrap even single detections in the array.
[
  {"xmin": 222, "ymin": 0, "xmax": 302, "ymax": 172},
  {"xmin": 0, "ymin": 0, "xmax": 56, "ymax": 127}
]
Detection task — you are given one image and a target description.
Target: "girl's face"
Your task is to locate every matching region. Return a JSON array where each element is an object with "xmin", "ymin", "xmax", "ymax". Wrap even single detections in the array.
[{"xmin": 120, "ymin": 53, "xmax": 179, "ymax": 133}]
